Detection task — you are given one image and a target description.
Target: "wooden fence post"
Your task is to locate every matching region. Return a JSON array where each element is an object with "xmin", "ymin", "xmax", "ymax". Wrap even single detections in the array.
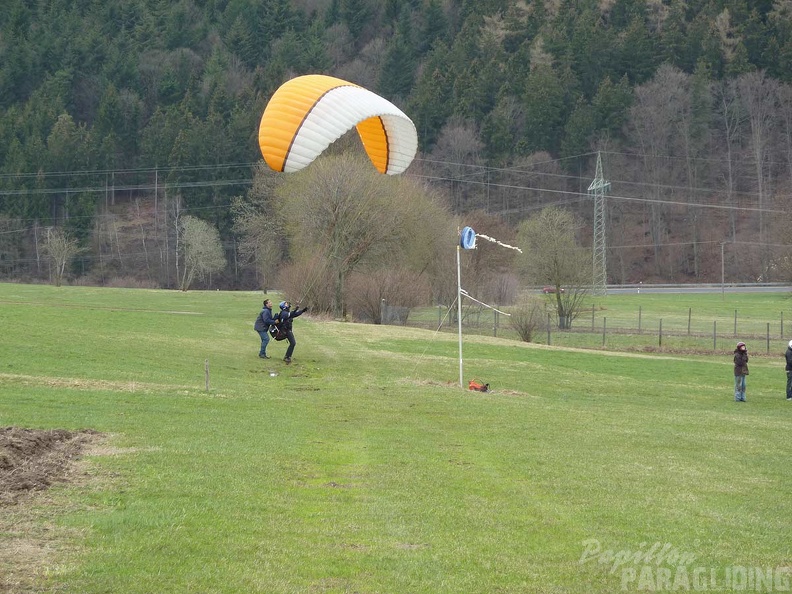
[
  {"xmin": 602, "ymin": 317, "xmax": 607, "ymax": 347},
  {"xmin": 547, "ymin": 313, "xmax": 551, "ymax": 346},
  {"xmin": 767, "ymin": 323, "xmax": 770, "ymax": 353}
]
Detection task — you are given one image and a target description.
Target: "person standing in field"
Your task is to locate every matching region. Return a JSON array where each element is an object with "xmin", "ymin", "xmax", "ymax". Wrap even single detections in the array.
[
  {"xmin": 785, "ymin": 340, "xmax": 792, "ymax": 401},
  {"xmin": 733, "ymin": 341, "xmax": 749, "ymax": 402},
  {"xmin": 253, "ymin": 298, "xmax": 279, "ymax": 359},
  {"xmin": 277, "ymin": 301, "xmax": 308, "ymax": 365}
]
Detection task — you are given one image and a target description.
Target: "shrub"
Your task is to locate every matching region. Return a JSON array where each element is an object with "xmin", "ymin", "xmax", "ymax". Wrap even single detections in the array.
[{"xmin": 510, "ymin": 296, "xmax": 546, "ymax": 342}]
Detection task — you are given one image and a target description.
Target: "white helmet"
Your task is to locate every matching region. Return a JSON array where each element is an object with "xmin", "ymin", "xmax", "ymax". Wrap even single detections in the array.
[{"xmin": 789, "ymin": 340, "xmax": 792, "ymax": 349}]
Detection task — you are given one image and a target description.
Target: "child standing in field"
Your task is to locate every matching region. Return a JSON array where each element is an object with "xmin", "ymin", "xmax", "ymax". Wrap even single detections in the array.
[{"xmin": 733, "ymin": 341, "xmax": 749, "ymax": 402}]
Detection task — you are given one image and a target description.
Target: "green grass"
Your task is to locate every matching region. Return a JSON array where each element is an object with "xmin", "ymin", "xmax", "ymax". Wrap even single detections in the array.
[{"xmin": 2, "ymin": 283, "xmax": 792, "ymax": 593}]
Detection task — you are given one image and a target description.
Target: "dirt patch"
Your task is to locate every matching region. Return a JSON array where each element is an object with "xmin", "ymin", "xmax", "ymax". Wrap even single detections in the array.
[
  {"xmin": 0, "ymin": 427, "xmax": 100, "ymax": 506},
  {"xmin": 0, "ymin": 427, "xmax": 103, "ymax": 593}
]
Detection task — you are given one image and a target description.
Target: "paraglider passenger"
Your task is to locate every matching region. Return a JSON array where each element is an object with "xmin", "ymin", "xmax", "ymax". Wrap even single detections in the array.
[
  {"xmin": 254, "ymin": 299, "xmax": 279, "ymax": 359},
  {"xmin": 277, "ymin": 301, "xmax": 308, "ymax": 365}
]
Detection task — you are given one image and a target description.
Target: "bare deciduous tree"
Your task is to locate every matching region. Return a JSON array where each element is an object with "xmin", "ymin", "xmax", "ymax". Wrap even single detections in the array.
[
  {"xmin": 346, "ymin": 267, "xmax": 430, "ymax": 324},
  {"xmin": 737, "ymin": 70, "xmax": 779, "ymax": 278},
  {"xmin": 515, "ymin": 207, "xmax": 590, "ymax": 329},
  {"xmin": 232, "ymin": 162, "xmax": 284, "ymax": 290},
  {"xmin": 275, "ymin": 152, "xmax": 452, "ymax": 317},
  {"xmin": 44, "ymin": 228, "xmax": 80, "ymax": 287},
  {"xmin": 178, "ymin": 215, "xmax": 226, "ymax": 291},
  {"xmin": 509, "ymin": 295, "xmax": 546, "ymax": 342},
  {"xmin": 627, "ymin": 65, "xmax": 689, "ymax": 277}
]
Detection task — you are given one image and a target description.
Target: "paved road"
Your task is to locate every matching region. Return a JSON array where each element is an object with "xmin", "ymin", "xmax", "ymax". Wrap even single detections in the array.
[{"xmin": 606, "ymin": 284, "xmax": 792, "ymax": 295}]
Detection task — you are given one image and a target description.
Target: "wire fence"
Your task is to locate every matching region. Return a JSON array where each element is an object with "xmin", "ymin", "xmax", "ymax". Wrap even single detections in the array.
[{"xmin": 393, "ymin": 302, "xmax": 792, "ymax": 356}]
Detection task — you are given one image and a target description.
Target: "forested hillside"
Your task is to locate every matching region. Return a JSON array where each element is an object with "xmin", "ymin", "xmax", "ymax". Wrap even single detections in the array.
[{"xmin": 1, "ymin": 0, "xmax": 791, "ymax": 291}]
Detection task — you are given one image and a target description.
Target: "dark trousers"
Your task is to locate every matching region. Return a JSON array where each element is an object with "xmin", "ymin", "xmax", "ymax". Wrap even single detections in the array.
[
  {"xmin": 284, "ymin": 330, "xmax": 296, "ymax": 359},
  {"xmin": 787, "ymin": 371, "xmax": 792, "ymax": 399}
]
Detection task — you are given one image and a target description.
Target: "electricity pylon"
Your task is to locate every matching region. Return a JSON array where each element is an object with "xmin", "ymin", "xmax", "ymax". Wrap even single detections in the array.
[{"xmin": 587, "ymin": 152, "xmax": 610, "ymax": 296}]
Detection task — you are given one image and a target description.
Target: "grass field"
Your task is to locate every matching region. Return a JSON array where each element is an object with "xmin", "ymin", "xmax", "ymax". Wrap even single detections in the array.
[{"xmin": 2, "ymin": 283, "xmax": 792, "ymax": 593}]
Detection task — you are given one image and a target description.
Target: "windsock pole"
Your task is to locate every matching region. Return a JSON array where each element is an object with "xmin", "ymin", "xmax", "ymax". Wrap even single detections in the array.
[{"xmin": 457, "ymin": 241, "xmax": 464, "ymax": 388}]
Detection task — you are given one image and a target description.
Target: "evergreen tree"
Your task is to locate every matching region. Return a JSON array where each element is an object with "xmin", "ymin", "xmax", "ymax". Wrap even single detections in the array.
[
  {"xmin": 418, "ymin": 0, "xmax": 448, "ymax": 55},
  {"xmin": 341, "ymin": 0, "xmax": 372, "ymax": 43},
  {"xmin": 660, "ymin": 0, "xmax": 689, "ymax": 69},
  {"xmin": 520, "ymin": 62, "xmax": 566, "ymax": 154},
  {"xmin": 741, "ymin": 8, "xmax": 770, "ymax": 69},
  {"xmin": 592, "ymin": 75, "xmax": 633, "ymax": 138},
  {"xmin": 560, "ymin": 96, "xmax": 596, "ymax": 160},
  {"xmin": 617, "ymin": 16, "xmax": 658, "ymax": 86},
  {"xmin": 408, "ymin": 43, "xmax": 453, "ymax": 150},
  {"xmin": 325, "ymin": 0, "xmax": 341, "ymax": 26}
]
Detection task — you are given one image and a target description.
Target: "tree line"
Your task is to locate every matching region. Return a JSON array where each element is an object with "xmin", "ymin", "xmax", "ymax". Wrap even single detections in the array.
[{"xmin": 1, "ymin": 0, "xmax": 792, "ymax": 295}]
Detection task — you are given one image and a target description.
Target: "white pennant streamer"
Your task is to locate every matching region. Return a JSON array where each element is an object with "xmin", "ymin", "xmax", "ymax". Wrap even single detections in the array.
[{"xmin": 475, "ymin": 233, "xmax": 523, "ymax": 253}]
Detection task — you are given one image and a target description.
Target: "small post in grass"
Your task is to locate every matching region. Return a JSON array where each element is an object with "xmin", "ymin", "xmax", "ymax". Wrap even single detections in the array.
[
  {"xmin": 602, "ymin": 317, "xmax": 607, "ymax": 347},
  {"xmin": 734, "ymin": 310, "xmax": 737, "ymax": 336},
  {"xmin": 638, "ymin": 306, "xmax": 642, "ymax": 334},
  {"xmin": 547, "ymin": 313, "xmax": 551, "ymax": 346},
  {"xmin": 688, "ymin": 307, "xmax": 692, "ymax": 335},
  {"xmin": 659, "ymin": 319, "xmax": 663, "ymax": 348},
  {"xmin": 713, "ymin": 320, "xmax": 717, "ymax": 351},
  {"xmin": 205, "ymin": 359, "xmax": 210, "ymax": 392},
  {"xmin": 782, "ymin": 312, "xmax": 784, "ymax": 339},
  {"xmin": 767, "ymin": 323, "xmax": 770, "ymax": 353}
]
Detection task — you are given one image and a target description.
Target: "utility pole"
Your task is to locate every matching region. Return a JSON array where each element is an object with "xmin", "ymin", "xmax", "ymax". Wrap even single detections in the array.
[{"xmin": 588, "ymin": 152, "xmax": 610, "ymax": 296}]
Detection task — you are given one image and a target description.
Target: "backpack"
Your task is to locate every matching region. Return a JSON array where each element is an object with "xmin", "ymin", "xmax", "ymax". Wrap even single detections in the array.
[
  {"xmin": 269, "ymin": 324, "xmax": 287, "ymax": 341},
  {"xmin": 468, "ymin": 379, "xmax": 490, "ymax": 392}
]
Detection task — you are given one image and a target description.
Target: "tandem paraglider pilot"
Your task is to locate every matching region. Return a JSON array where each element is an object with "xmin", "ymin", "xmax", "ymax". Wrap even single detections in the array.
[
  {"xmin": 277, "ymin": 301, "xmax": 308, "ymax": 365},
  {"xmin": 253, "ymin": 298, "xmax": 279, "ymax": 359}
]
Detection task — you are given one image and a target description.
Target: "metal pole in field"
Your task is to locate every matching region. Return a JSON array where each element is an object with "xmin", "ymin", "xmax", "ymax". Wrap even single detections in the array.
[
  {"xmin": 638, "ymin": 306, "xmax": 642, "ymax": 334},
  {"xmin": 713, "ymin": 321, "xmax": 717, "ymax": 351},
  {"xmin": 205, "ymin": 359, "xmax": 210, "ymax": 392},
  {"xmin": 457, "ymin": 244, "xmax": 464, "ymax": 388},
  {"xmin": 767, "ymin": 323, "xmax": 770, "ymax": 353},
  {"xmin": 602, "ymin": 317, "xmax": 607, "ymax": 346},
  {"xmin": 688, "ymin": 308, "xmax": 692, "ymax": 335},
  {"xmin": 659, "ymin": 319, "xmax": 663, "ymax": 348}
]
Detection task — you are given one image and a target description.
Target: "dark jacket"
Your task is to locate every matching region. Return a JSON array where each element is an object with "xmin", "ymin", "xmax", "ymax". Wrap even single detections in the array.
[
  {"xmin": 785, "ymin": 347, "xmax": 792, "ymax": 372},
  {"xmin": 734, "ymin": 348, "xmax": 749, "ymax": 376},
  {"xmin": 254, "ymin": 306, "xmax": 278, "ymax": 332},
  {"xmin": 277, "ymin": 306, "xmax": 306, "ymax": 331}
]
